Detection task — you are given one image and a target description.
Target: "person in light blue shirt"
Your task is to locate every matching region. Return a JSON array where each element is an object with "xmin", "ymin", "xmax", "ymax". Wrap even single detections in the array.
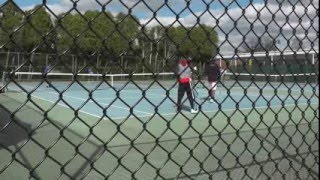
[
  {"xmin": 44, "ymin": 64, "xmax": 52, "ymax": 87},
  {"xmin": 44, "ymin": 64, "xmax": 51, "ymax": 74}
]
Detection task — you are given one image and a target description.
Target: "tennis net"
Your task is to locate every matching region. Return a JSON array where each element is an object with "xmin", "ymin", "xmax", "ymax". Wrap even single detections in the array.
[
  {"xmin": 1, "ymin": 72, "xmax": 177, "ymax": 92},
  {"xmin": 221, "ymin": 72, "xmax": 318, "ymax": 88}
]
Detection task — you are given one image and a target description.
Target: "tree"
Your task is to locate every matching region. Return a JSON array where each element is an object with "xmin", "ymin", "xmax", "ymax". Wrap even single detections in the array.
[
  {"xmin": 56, "ymin": 13, "xmax": 86, "ymax": 53},
  {"xmin": 22, "ymin": 6, "xmax": 53, "ymax": 52},
  {"xmin": 109, "ymin": 13, "xmax": 139, "ymax": 54},
  {"xmin": 80, "ymin": 10, "xmax": 114, "ymax": 54},
  {"xmin": 167, "ymin": 25, "xmax": 219, "ymax": 62},
  {"xmin": 0, "ymin": 1, "xmax": 23, "ymax": 51}
]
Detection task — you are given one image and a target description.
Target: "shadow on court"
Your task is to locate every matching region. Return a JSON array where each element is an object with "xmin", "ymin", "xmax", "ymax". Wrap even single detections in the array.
[
  {"xmin": 0, "ymin": 92, "xmax": 318, "ymax": 179},
  {"xmin": 0, "ymin": 105, "xmax": 34, "ymax": 150}
]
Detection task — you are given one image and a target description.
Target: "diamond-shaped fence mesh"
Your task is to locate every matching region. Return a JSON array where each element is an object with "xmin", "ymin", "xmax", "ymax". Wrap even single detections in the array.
[{"xmin": 0, "ymin": 0, "xmax": 319, "ymax": 179}]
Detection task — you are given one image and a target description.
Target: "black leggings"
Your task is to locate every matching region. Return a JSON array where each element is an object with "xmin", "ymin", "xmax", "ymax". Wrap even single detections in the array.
[{"xmin": 177, "ymin": 82, "xmax": 195, "ymax": 109}]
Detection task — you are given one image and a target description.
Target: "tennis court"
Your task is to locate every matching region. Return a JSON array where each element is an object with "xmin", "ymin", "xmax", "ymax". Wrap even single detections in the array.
[
  {"xmin": 3, "ymin": 72, "xmax": 319, "ymax": 119},
  {"xmin": 0, "ymin": 72, "xmax": 318, "ymax": 179}
]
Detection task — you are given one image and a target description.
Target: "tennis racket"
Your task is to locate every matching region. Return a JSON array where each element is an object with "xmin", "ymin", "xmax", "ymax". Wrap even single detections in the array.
[{"xmin": 192, "ymin": 82, "xmax": 199, "ymax": 98}]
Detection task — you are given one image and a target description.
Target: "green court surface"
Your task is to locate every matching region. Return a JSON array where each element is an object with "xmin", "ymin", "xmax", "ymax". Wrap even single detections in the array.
[{"xmin": 0, "ymin": 85, "xmax": 318, "ymax": 179}]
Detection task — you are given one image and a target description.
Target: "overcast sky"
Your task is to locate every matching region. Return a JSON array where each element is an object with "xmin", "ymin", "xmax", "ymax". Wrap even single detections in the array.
[{"xmin": 0, "ymin": 0, "xmax": 318, "ymax": 54}]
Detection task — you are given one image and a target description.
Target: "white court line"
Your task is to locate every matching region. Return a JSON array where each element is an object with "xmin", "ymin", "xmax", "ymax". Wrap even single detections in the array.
[
  {"xmin": 110, "ymin": 102, "xmax": 319, "ymax": 120},
  {"xmin": 119, "ymin": 89, "xmax": 175, "ymax": 98},
  {"xmin": 7, "ymin": 87, "xmax": 103, "ymax": 119},
  {"xmin": 232, "ymin": 86, "xmax": 318, "ymax": 93},
  {"xmin": 98, "ymin": 92, "xmax": 178, "ymax": 100},
  {"xmin": 8, "ymin": 86, "xmax": 153, "ymax": 117},
  {"xmin": 42, "ymin": 90, "xmax": 153, "ymax": 115},
  {"xmin": 119, "ymin": 86, "xmax": 318, "ymax": 99},
  {"xmin": 8, "ymin": 85, "xmax": 318, "ymax": 121}
]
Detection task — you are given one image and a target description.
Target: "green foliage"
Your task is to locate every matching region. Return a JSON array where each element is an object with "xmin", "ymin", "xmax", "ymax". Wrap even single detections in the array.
[
  {"xmin": 22, "ymin": 6, "xmax": 53, "ymax": 52},
  {"xmin": 0, "ymin": 4, "xmax": 219, "ymax": 72},
  {"xmin": 109, "ymin": 13, "xmax": 140, "ymax": 54},
  {"xmin": 56, "ymin": 13, "xmax": 86, "ymax": 53},
  {"xmin": 168, "ymin": 25, "xmax": 218, "ymax": 61},
  {"xmin": 0, "ymin": 1, "xmax": 23, "ymax": 51},
  {"xmin": 80, "ymin": 10, "xmax": 114, "ymax": 53},
  {"xmin": 56, "ymin": 11, "xmax": 140, "ymax": 55}
]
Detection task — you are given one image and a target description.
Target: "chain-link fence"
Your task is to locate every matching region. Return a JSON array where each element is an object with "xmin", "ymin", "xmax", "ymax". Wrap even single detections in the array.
[{"xmin": 0, "ymin": 0, "xmax": 319, "ymax": 179}]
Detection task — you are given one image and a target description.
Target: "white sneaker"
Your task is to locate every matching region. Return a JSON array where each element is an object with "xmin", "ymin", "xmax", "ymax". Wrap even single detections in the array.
[
  {"xmin": 209, "ymin": 99, "xmax": 214, "ymax": 103},
  {"xmin": 191, "ymin": 109, "xmax": 198, "ymax": 114}
]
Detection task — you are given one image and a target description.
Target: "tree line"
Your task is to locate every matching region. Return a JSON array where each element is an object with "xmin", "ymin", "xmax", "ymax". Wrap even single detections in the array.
[{"xmin": 0, "ymin": 2, "xmax": 219, "ymax": 74}]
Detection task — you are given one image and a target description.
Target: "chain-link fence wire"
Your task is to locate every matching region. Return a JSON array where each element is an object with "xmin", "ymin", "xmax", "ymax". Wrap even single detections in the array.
[{"xmin": 0, "ymin": 0, "xmax": 319, "ymax": 179}]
